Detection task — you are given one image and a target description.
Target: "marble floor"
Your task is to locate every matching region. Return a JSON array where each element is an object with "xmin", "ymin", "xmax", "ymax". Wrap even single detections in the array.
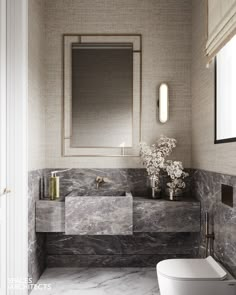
[{"xmin": 31, "ymin": 267, "xmax": 160, "ymax": 295}]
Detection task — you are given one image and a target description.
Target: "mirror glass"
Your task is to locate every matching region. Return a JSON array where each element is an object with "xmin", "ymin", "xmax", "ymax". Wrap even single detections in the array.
[
  {"xmin": 71, "ymin": 43, "xmax": 133, "ymax": 148},
  {"xmin": 215, "ymin": 35, "xmax": 236, "ymax": 143}
]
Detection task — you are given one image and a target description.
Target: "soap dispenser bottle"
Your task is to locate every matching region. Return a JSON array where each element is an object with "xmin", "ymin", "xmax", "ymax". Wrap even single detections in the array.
[
  {"xmin": 49, "ymin": 169, "xmax": 71, "ymax": 200},
  {"xmin": 49, "ymin": 171, "xmax": 60, "ymax": 200}
]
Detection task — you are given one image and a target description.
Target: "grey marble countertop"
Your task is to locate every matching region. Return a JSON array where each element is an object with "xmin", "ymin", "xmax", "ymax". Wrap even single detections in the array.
[
  {"xmin": 132, "ymin": 195, "xmax": 199, "ymax": 203},
  {"xmin": 40, "ymin": 194, "xmax": 199, "ymax": 203}
]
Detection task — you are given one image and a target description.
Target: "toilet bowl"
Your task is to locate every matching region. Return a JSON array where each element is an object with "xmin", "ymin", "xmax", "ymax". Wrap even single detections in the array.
[{"xmin": 157, "ymin": 256, "xmax": 236, "ymax": 295}]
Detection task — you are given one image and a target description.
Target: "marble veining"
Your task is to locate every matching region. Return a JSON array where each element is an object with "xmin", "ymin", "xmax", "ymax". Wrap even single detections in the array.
[
  {"xmin": 36, "ymin": 168, "xmax": 198, "ymax": 235},
  {"xmin": 45, "ymin": 233, "xmax": 199, "ymax": 267},
  {"xmin": 36, "ymin": 195, "xmax": 200, "ymax": 234},
  {"xmin": 43, "ymin": 168, "xmax": 193, "ymax": 200},
  {"xmin": 28, "ymin": 170, "xmax": 46, "ymax": 287},
  {"xmin": 31, "ymin": 267, "xmax": 159, "ymax": 295},
  {"xmin": 43, "ymin": 169, "xmax": 131, "ymax": 200},
  {"xmin": 46, "ymin": 254, "xmax": 194, "ymax": 268},
  {"xmin": 31, "ymin": 168, "xmax": 199, "ymax": 271},
  {"xmin": 193, "ymin": 169, "xmax": 236, "ymax": 277},
  {"xmin": 65, "ymin": 195, "xmax": 133, "ymax": 235},
  {"xmin": 29, "ymin": 167, "xmax": 236, "ymax": 277},
  {"xmin": 36, "ymin": 201, "xmax": 65, "ymax": 232},
  {"xmin": 46, "ymin": 233, "xmax": 199, "ymax": 255},
  {"xmin": 133, "ymin": 197, "xmax": 200, "ymax": 232}
]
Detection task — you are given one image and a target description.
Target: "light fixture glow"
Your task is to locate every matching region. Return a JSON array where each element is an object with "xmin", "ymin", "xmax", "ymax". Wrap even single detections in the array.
[{"xmin": 158, "ymin": 83, "xmax": 169, "ymax": 123}]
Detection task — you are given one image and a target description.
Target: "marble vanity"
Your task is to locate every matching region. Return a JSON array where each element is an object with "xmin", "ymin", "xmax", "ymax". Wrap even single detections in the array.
[
  {"xmin": 65, "ymin": 193, "xmax": 133, "ymax": 235},
  {"xmin": 30, "ymin": 169, "xmax": 202, "ymax": 273},
  {"xmin": 36, "ymin": 193, "xmax": 200, "ymax": 234}
]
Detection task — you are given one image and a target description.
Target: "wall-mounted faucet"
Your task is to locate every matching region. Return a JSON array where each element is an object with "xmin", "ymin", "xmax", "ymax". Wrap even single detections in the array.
[{"xmin": 95, "ymin": 176, "xmax": 111, "ymax": 189}]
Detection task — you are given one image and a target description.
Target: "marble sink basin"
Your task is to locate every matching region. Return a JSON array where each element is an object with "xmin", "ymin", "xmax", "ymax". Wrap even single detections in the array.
[
  {"xmin": 66, "ymin": 190, "xmax": 130, "ymax": 197},
  {"xmin": 65, "ymin": 192, "xmax": 133, "ymax": 235}
]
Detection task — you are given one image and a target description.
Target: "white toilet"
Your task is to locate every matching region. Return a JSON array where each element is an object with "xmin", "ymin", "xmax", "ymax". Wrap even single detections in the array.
[{"xmin": 157, "ymin": 256, "xmax": 236, "ymax": 295}]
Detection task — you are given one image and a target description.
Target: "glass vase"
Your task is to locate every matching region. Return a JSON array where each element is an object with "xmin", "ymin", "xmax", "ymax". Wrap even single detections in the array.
[{"xmin": 150, "ymin": 176, "xmax": 161, "ymax": 199}]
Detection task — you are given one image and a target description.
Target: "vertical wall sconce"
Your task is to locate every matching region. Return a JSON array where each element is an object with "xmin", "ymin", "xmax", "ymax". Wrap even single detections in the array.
[{"xmin": 158, "ymin": 83, "xmax": 169, "ymax": 123}]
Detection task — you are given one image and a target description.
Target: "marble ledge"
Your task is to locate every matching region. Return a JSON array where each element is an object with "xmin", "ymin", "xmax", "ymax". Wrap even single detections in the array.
[
  {"xmin": 133, "ymin": 197, "xmax": 200, "ymax": 232},
  {"xmin": 46, "ymin": 254, "xmax": 194, "ymax": 268},
  {"xmin": 36, "ymin": 201, "xmax": 65, "ymax": 232},
  {"xmin": 46, "ymin": 232, "xmax": 199, "ymax": 256}
]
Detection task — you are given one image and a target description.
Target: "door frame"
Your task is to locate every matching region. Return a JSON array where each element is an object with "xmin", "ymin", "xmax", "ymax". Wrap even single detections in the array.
[
  {"xmin": 6, "ymin": 0, "xmax": 28, "ymax": 294},
  {"xmin": 0, "ymin": 0, "xmax": 7, "ymax": 293}
]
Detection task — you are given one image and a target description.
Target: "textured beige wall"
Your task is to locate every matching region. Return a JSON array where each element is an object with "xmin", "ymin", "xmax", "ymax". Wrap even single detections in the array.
[
  {"xmin": 44, "ymin": 0, "xmax": 192, "ymax": 168},
  {"xmin": 192, "ymin": 0, "xmax": 236, "ymax": 175},
  {"xmin": 28, "ymin": 0, "xmax": 46, "ymax": 170}
]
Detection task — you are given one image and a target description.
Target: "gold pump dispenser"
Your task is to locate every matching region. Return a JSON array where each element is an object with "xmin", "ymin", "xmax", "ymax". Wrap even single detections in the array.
[
  {"xmin": 49, "ymin": 172, "xmax": 60, "ymax": 200},
  {"xmin": 49, "ymin": 169, "xmax": 70, "ymax": 200}
]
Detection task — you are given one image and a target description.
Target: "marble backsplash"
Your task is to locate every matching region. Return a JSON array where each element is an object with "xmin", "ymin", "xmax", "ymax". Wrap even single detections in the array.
[
  {"xmin": 192, "ymin": 169, "xmax": 236, "ymax": 277},
  {"xmin": 42, "ymin": 168, "xmax": 193, "ymax": 199}
]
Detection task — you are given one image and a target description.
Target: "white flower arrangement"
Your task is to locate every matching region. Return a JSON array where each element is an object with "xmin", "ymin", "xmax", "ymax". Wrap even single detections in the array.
[
  {"xmin": 139, "ymin": 136, "xmax": 188, "ymax": 198},
  {"xmin": 139, "ymin": 136, "xmax": 177, "ymax": 192},
  {"xmin": 165, "ymin": 160, "xmax": 189, "ymax": 196}
]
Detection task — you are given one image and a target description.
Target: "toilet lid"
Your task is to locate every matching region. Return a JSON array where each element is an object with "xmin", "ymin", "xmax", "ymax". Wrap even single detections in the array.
[{"xmin": 157, "ymin": 256, "xmax": 227, "ymax": 281}]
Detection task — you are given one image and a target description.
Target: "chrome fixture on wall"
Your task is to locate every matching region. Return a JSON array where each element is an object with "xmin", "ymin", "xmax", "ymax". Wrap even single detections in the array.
[
  {"xmin": 158, "ymin": 83, "xmax": 169, "ymax": 123},
  {"xmin": 95, "ymin": 176, "xmax": 111, "ymax": 189},
  {"xmin": 205, "ymin": 211, "xmax": 215, "ymax": 257}
]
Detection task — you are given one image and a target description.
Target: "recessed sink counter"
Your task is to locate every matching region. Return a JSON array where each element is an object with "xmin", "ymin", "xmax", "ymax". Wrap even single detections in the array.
[{"xmin": 35, "ymin": 192, "xmax": 200, "ymax": 234}]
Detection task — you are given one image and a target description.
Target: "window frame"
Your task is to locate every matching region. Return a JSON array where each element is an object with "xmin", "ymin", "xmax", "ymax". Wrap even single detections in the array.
[{"xmin": 214, "ymin": 54, "xmax": 236, "ymax": 144}]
